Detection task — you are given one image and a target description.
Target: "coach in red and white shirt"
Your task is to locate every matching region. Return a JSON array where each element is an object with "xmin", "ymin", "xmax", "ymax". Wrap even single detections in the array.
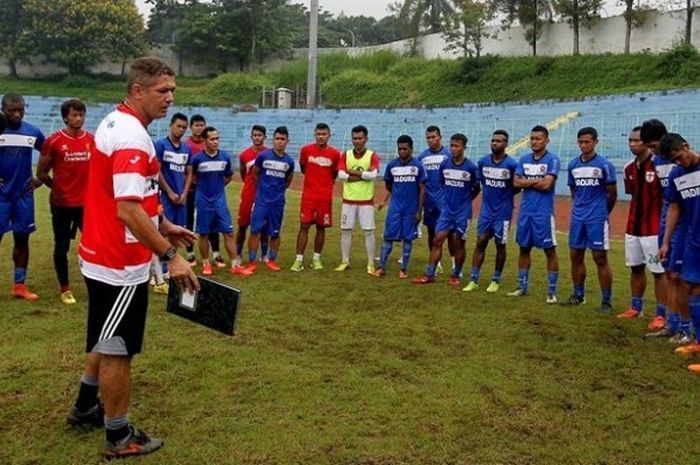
[{"xmin": 70, "ymin": 58, "xmax": 198, "ymax": 460}]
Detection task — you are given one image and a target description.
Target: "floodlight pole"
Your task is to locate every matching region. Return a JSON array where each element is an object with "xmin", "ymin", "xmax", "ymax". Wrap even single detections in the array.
[{"xmin": 307, "ymin": 0, "xmax": 319, "ymax": 108}]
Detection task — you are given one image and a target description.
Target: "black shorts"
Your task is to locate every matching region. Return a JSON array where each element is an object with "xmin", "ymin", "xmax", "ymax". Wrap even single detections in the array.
[
  {"xmin": 85, "ymin": 277, "xmax": 149, "ymax": 356},
  {"xmin": 51, "ymin": 206, "xmax": 83, "ymax": 241}
]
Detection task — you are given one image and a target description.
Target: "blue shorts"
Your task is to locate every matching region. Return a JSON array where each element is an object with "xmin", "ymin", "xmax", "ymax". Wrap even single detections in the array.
[
  {"xmin": 422, "ymin": 201, "xmax": 441, "ymax": 229},
  {"xmin": 682, "ymin": 242, "xmax": 700, "ymax": 284},
  {"xmin": 0, "ymin": 193, "xmax": 35, "ymax": 234},
  {"xmin": 659, "ymin": 227, "xmax": 685, "ymax": 273},
  {"xmin": 384, "ymin": 209, "xmax": 418, "ymax": 242},
  {"xmin": 569, "ymin": 220, "xmax": 609, "ymax": 251},
  {"xmin": 477, "ymin": 215, "xmax": 511, "ymax": 245},
  {"xmin": 436, "ymin": 213, "xmax": 470, "ymax": 239},
  {"xmin": 516, "ymin": 215, "xmax": 557, "ymax": 249},
  {"xmin": 195, "ymin": 207, "xmax": 234, "ymax": 235},
  {"xmin": 161, "ymin": 195, "xmax": 187, "ymax": 227},
  {"xmin": 251, "ymin": 201, "xmax": 284, "ymax": 237}
]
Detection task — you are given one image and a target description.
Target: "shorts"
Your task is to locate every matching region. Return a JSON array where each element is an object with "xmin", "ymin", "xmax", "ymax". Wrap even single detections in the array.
[
  {"xmin": 85, "ymin": 277, "xmax": 149, "ymax": 356},
  {"xmin": 161, "ymin": 195, "xmax": 187, "ymax": 227},
  {"xmin": 569, "ymin": 220, "xmax": 609, "ymax": 251},
  {"xmin": 300, "ymin": 197, "xmax": 332, "ymax": 227},
  {"xmin": 340, "ymin": 203, "xmax": 375, "ymax": 230},
  {"xmin": 659, "ymin": 228, "xmax": 686, "ymax": 273},
  {"xmin": 516, "ymin": 214, "xmax": 557, "ymax": 249},
  {"xmin": 384, "ymin": 209, "xmax": 419, "ymax": 241},
  {"xmin": 682, "ymin": 242, "xmax": 700, "ymax": 284},
  {"xmin": 476, "ymin": 216, "xmax": 511, "ymax": 245},
  {"xmin": 436, "ymin": 213, "xmax": 471, "ymax": 240},
  {"xmin": 251, "ymin": 201, "xmax": 284, "ymax": 237},
  {"xmin": 195, "ymin": 206, "xmax": 234, "ymax": 235},
  {"xmin": 0, "ymin": 192, "xmax": 35, "ymax": 234},
  {"xmin": 237, "ymin": 194, "xmax": 255, "ymax": 227},
  {"xmin": 51, "ymin": 205, "xmax": 83, "ymax": 241},
  {"xmin": 422, "ymin": 201, "xmax": 441, "ymax": 229},
  {"xmin": 625, "ymin": 234, "xmax": 664, "ymax": 273}
]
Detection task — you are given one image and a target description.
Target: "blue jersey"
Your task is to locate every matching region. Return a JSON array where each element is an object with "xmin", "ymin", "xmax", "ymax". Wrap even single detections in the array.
[
  {"xmin": 668, "ymin": 164, "xmax": 698, "ymax": 247},
  {"xmin": 154, "ymin": 137, "xmax": 192, "ymax": 196},
  {"xmin": 254, "ymin": 149, "xmax": 295, "ymax": 205},
  {"xmin": 653, "ymin": 154, "xmax": 676, "ymax": 230},
  {"xmin": 477, "ymin": 154, "xmax": 518, "ymax": 221},
  {"xmin": 0, "ymin": 121, "xmax": 45, "ymax": 201},
  {"xmin": 439, "ymin": 157, "xmax": 479, "ymax": 220},
  {"xmin": 191, "ymin": 150, "xmax": 232, "ymax": 210},
  {"xmin": 567, "ymin": 154, "xmax": 617, "ymax": 223},
  {"xmin": 516, "ymin": 151, "xmax": 560, "ymax": 218},
  {"xmin": 418, "ymin": 146, "xmax": 450, "ymax": 206},
  {"xmin": 384, "ymin": 157, "xmax": 427, "ymax": 215}
]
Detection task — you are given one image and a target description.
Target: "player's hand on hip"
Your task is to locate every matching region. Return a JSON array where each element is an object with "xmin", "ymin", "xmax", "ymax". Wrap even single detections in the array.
[{"xmin": 169, "ymin": 255, "xmax": 200, "ymax": 293}]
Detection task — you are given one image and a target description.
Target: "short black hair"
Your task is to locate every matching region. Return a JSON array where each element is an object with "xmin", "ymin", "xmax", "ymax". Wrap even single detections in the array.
[
  {"xmin": 451, "ymin": 133, "xmax": 468, "ymax": 146},
  {"xmin": 640, "ymin": 119, "xmax": 668, "ymax": 143},
  {"xmin": 202, "ymin": 126, "xmax": 217, "ymax": 139},
  {"xmin": 577, "ymin": 126, "xmax": 598, "ymax": 139},
  {"xmin": 274, "ymin": 126, "xmax": 289, "ymax": 138},
  {"xmin": 315, "ymin": 122, "xmax": 330, "ymax": 132},
  {"xmin": 351, "ymin": 125, "xmax": 368, "ymax": 136},
  {"xmin": 251, "ymin": 124, "xmax": 266, "ymax": 135},
  {"xmin": 397, "ymin": 134, "xmax": 413, "ymax": 148},
  {"xmin": 631, "ymin": 126, "xmax": 642, "ymax": 133},
  {"xmin": 425, "ymin": 125, "xmax": 441, "ymax": 135},
  {"xmin": 659, "ymin": 133, "xmax": 687, "ymax": 158},
  {"xmin": 190, "ymin": 114, "xmax": 206, "ymax": 126},
  {"xmin": 2, "ymin": 93, "xmax": 24, "ymax": 109},
  {"xmin": 531, "ymin": 125, "xmax": 549, "ymax": 137},
  {"xmin": 60, "ymin": 98, "xmax": 86, "ymax": 120},
  {"xmin": 170, "ymin": 112, "xmax": 188, "ymax": 125},
  {"xmin": 492, "ymin": 129, "xmax": 509, "ymax": 141}
]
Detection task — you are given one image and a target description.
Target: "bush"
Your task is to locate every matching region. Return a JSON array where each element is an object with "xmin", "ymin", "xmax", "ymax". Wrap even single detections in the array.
[
  {"xmin": 60, "ymin": 74, "xmax": 97, "ymax": 88},
  {"xmin": 657, "ymin": 41, "xmax": 700, "ymax": 78},
  {"xmin": 322, "ymin": 69, "xmax": 404, "ymax": 106},
  {"xmin": 204, "ymin": 73, "xmax": 271, "ymax": 104},
  {"xmin": 452, "ymin": 55, "xmax": 499, "ymax": 84}
]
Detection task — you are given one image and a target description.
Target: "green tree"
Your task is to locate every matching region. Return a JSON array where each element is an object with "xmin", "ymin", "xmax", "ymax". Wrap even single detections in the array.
[
  {"xmin": 0, "ymin": 0, "xmax": 32, "ymax": 77},
  {"xmin": 619, "ymin": 0, "xmax": 652, "ymax": 54},
  {"xmin": 442, "ymin": 0, "xmax": 495, "ymax": 58},
  {"xmin": 494, "ymin": 0, "xmax": 555, "ymax": 56},
  {"xmin": 24, "ymin": 0, "xmax": 147, "ymax": 75},
  {"xmin": 393, "ymin": 0, "xmax": 455, "ymax": 51},
  {"xmin": 554, "ymin": 0, "xmax": 601, "ymax": 54}
]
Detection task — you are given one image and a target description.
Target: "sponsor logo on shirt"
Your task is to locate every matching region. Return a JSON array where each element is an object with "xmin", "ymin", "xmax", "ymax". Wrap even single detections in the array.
[
  {"xmin": 163, "ymin": 151, "xmax": 189, "ymax": 165},
  {"xmin": 523, "ymin": 163, "xmax": 547, "ymax": 179},
  {"xmin": 129, "ymin": 155, "xmax": 141, "ymax": 165},
  {"xmin": 308, "ymin": 156, "xmax": 333, "ymax": 167},
  {"xmin": 198, "ymin": 161, "xmax": 227, "ymax": 172},
  {"xmin": 421, "ymin": 155, "xmax": 447, "ymax": 171},
  {"xmin": 391, "ymin": 165, "xmax": 419, "ymax": 182},
  {"xmin": 482, "ymin": 167, "xmax": 511, "ymax": 180},
  {"xmin": 676, "ymin": 171, "xmax": 700, "ymax": 199},
  {"xmin": 63, "ymin": 151, "xmax": 90, "ymax": 162},
  {"xmin": 645, "ymin": 171, "xmax": 656, "ymax": 183}
]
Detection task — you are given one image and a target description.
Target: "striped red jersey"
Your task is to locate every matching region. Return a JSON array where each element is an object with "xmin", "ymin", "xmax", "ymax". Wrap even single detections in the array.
[
  {"xmin": 623, "ymin": 155, "xmax": 663, "ymax": 236},
  {"xmin": 79, "ymin": 104, "xmax": 160, "ymax": 286}
]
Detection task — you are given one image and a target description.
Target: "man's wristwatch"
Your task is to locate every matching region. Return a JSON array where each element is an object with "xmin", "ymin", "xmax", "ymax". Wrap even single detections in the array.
[{"xmin": 160, "ymin": 246, "xmax": 177, "ymax": 262}]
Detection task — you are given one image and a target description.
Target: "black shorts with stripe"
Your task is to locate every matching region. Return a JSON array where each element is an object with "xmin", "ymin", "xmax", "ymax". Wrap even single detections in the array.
[{"xmin": 85, "ymin": 277, "xmax": 149, "ymax": 356}]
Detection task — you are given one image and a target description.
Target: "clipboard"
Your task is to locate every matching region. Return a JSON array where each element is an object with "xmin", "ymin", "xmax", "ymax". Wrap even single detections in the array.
[{"xmin": 166, "ymin": 276, "xmax": 241, "ymax": 336}]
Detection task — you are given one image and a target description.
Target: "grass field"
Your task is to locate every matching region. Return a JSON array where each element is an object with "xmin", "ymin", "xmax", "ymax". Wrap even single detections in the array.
[{"xmin": 2, "ymin": 184, "xmax": 700, "ymax": 465}]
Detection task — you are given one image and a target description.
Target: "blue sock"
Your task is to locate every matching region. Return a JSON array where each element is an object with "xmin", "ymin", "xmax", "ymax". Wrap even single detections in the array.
[
  {"xmin": 426, "ymin": 264, "xmax": 436, "ymax": 278},
  {"xmin": 268, "ymin": 249, "xmax": 277, "ymax": 261},
  {"xmin": 248, "ymin": 250, "xmax": 257, "ymax": 263},
  {"xmin": 401, "ymin": 241, "xmax": 412, "ymax": 272},
  {"xmin": 680, "ymin": 318, "xmax": 692, "ymax": 334},
  {"xmin": 14, "ymin": 268, "xmax": 26, "ymax": 284},
  {"xmin": 453, "ymin": 266, "xmax": 462, "ymax": 279},
  {"xmin": 261, "ymin": 241, "xmax": 269, "ymax": 257},
  {"xmin": 380, "ymin": 240, "xmax": 393, "ymax": 269},
  {"xmin": 548, "ymin": 271, "xmax": 558, "ymax": 297},
  {"xmin": 574, "ymin": 283, "xmax": 585, "ymax": 299},
  {"xmin": 667, "ymin": 312, "xmax": 681, "ymax": 333},
  {"xmin": 655, "ymin": 304, "xmax": 667, "ymax": 317},
  {"xmin": 630, "ymin": 296, "xmax": 643, "ymax": 313},
  {"xmin": 518, "ymin": 268, "xmax": 529, "ymax": 292},
  {"xmin": 690, "ymin": 296, "xmax": 700, "ymax": 343},
  {"xmin": 601, "ymin": 288, "xmax": 612, "ymax": 305},
  {"xmin": 470, "ymin": 267, "xmax": 480, "ymax": 283},
  {"xmin": 492, "ymin": 270, "xmax": 502, "ymax": 283}
]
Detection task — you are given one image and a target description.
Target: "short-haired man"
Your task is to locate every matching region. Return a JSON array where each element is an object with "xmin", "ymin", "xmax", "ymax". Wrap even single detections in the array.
[
  {"xmin": 69, "ymin": 57, "xmax": 199, "ymax": 459},
  {"xmin": 413, "ymin": 133, "xmax": 478, "ymax": 285},
  {"xmin": 246, "ymin": 126, "xmax": 295, "ymax": 273},
  {"xmin": 191, "ymin": 126, "xmax": 250, "ymax": 277},
  {"xmin": 657, "ymin": 133, "xmax": 700, "ymax": 369},
  {"xmin": 0, "ymin": 93, "xmax": 45, "ymax": 301},
  {"xmin": 564, "ymin": 127, "xmax": 617, "ymax": 312},
  {"xmin": 373, "ymin": 135, "xmax": 426, "ymax": 278},
  {"xmin": 236, "ymin": 125, "xmax": 269, "ymax": 265},
  {"xmin": 336, "ymin": 125, "xmax": 381, "ymax": 273},
  {"xmin": 463, "ymin": 129, "xmax": 518, "ymax": 293},
  {"xmin": 37, "ymin": 98, "xmax": 92, "ymax": 304},
  {"xmin": 508, "ymin": 125, "xmax": 560, "ymax": 303},
  {"xmin": 291, "ymin": 122, "xmax": 340, "ymax": 271}
]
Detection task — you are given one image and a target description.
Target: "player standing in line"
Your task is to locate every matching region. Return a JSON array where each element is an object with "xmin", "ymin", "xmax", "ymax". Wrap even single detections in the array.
[
  {"xmin": 563, "ymin": 127, "xmax": 617, "ymax": 312},
  {"xmin": 657, "ymin": 134, "xmax": 700, "ymax": 369},
  {"xmin": 508, "ymin": 125, "xmax": 560, "ymax": 303},
  {"xmin": 291, "ymin": 123, "xmax": 340, "ymax": 271},
  {"xmin": 246, "ymin": 126, "xmax": 295, "ymax": 273},
  {"xmin": 335, "ymin": 125, "xmax": 381, "ymax": 273},
  {"xmin": 412, "ymin": 133, "xmax": 478, "ymax": 285},
  {"xmin": 643, "ymin": 119, "xmax": 689, "ymax": 339},
  {"xmin": 417, "ymin": 125, "xmax": 451, "ymax": 273},
  {"xmin": 0, "ymin": 93, "xmax": 45, "ymax": 301},
  {"xmin": 373, "ymin": 135, "xmax": 426, "ymax": 278},
  {"xmin": 236, "ymin": 125, "xmax": 269, "ymax": 265},
  {"xmin": 36, "ymin": 99, "xmax": 92, "ymax": 305},
  {"xmin": 463, "ymin": 129, "xmax": 518, "ymax": 293},
  {"xmin": 191, "ymin": 127, "xmax": 250, "ymax": 277}
]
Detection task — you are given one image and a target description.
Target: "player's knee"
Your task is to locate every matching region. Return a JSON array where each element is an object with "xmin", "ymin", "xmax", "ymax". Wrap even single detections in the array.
[
  {"xmin": 592, "ymin": 251, "xmax": 608, "ymax": 267},
  {"xmin": 12, "ymin": 232, "xmax": 29, "ymax": 248}
]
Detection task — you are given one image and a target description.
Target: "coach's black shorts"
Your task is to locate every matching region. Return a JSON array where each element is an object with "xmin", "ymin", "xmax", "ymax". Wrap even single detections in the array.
[{"xmin": 85, "ymin": 277, "xmax": 149, "ymax": 356}]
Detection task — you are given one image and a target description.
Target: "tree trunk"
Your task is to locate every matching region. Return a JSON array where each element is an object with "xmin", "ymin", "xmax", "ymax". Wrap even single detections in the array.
[
  {"xmin": 687, "ymin": 0, "xmax": 694, "ymax": 45},
  {"xmin": 8, "ymin": 59, "xmax": 17, "ymax": 77},
  {"xmin": 624, "ymin": 1, "xmax": 632, "ymax": 54},
  {"xmin": 573, "ymin": 14, "xmax": 580, "ymax": 55}
]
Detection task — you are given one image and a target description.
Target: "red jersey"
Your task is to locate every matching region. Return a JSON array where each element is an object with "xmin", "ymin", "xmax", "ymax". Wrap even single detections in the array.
[
  {"xmin": 183, "ymin": 136, "xmax": 206, "ymax": 157},
  {"xmin": 300, "ymin": 143, "xmax": 341, "ymax": 201},
  {"xmin": 41, "ymin": 129, "xmax": 93, "ymax": 207},
  {"xmin": 239, "ymin": 145, "xmax": 267, "ymax": 202},
  {"xmin": 624, "ymin": 155, "xmax": 663, "ymax": 236},
  {"xmin": 79, "ymin": 104, "xmax": 160, "ymax": 286}
]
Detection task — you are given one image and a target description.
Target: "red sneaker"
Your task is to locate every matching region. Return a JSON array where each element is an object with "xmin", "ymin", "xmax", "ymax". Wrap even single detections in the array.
[
  {"xmin": 448, "ymin": 276, "xmax": 461, "ymax": 287},
  {"xmin": 412, "ymin": 275, "xmax": 435, "ymax": 285},
  {"xmin": 617, "ymin": 308, "xmax": 641, "ymax": 319},
  {"xmin": 230, "ymin": 265, "xmax": 253, "ymax": 276},
  {"xmin": 372, "ymin": 268, "xmax": 385, "ymax": 277},
  {"xmin": 245, "ymin": 262, "xmax": 257, "ymax": 274},
  {"xmin": 12, "ymin": 283, "xmax": 39, "ymax": 301},
  {"xmin": 647, "ymin": 315, "xmax": 665, "ymax": 330},
  {"xmin": 266, "ymin": 260, "xmax": 281, "ymax": 272},
  {"xmin": 675, "ymin": 342, "xmax": 700, "ymax": 356},
  {"xmin": 202, "ymin": 263, "xmax": 213, "ymax": 276}
]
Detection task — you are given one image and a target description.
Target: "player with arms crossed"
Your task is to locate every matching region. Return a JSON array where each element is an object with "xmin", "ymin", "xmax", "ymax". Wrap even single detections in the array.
[
  {"xmin": 236, "ymin": 125, "xmax": 268, "ymax": 265},
  {"xmin": 463, "ymin": 129, "xmax": 517, "ymax": 293},
  {"xmin": 37, "ymin": 98, "xmax": 92, "ymax": 304},
  {"xmin": 508, "ymin": 125, "xmax": 560, "ymax": 303}
]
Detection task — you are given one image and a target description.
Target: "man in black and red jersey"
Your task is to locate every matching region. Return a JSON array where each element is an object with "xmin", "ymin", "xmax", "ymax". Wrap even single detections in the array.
[{"xmin": 67, "ymin": 58, "xmax": 199, "ymax": 460}]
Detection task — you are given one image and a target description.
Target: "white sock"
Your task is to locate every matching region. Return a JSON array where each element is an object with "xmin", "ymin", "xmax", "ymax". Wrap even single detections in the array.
[
  {"xmin": 232, "ymin": 257, "xmax": 241, "ymax": 267},
  {"xmin": 213, "ymin": 251, "xmax": 221, "ymax": 259},
  {"xmin": 451, "ymin": 256, "xmax": 456, "ymax": 270},
  {"xmin": 296, "ymin": 254, "xmax": 304, "ymax": 262},
  {"xmin": 341, "ymin": 229, "xmax": 352, "ymax": 263},
  {"xmin": 364, "ymin": 230, "xmax": 375, "ymax": 266},
  {"xmin": 313, "ymin": 252, "xmax": 321, "ymax": 260}
]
